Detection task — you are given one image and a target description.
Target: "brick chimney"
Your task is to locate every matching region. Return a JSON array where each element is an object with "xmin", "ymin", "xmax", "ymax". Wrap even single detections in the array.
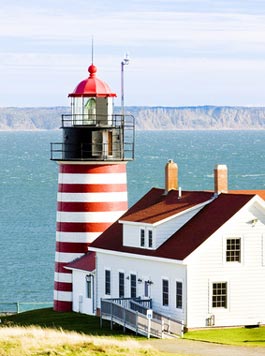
[
  {"xmin": 214, "ymin": 164, "xmax": 228, "ymax": 194},
  {"xmin": 165, "ymin": 159, "xmax": 178, "ymax": 193}
]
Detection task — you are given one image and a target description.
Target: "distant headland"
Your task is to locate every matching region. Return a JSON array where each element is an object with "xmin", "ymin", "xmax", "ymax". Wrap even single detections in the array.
[{"xmin": 0, "ymin": 106, "xmax": 265, "ymax": 130}]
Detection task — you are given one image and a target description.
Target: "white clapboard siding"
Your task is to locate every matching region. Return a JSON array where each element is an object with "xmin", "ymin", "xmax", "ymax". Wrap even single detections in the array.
[
  {"xmin": 72, "ymin": 270, "xmax": 95, "ymax": 315},
  {"xmin": 95, "ymin": 251, "xmax": 186, "ymax": 323},
  {"xmin": 185, "ymin": 203, "xmax": 265, "ymax": 328}
]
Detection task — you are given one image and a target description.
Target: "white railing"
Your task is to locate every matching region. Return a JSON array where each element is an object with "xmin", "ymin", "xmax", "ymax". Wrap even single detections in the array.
[{"xmin": 100, "ymin": 298, "xmax": 184, "ymax": 338}]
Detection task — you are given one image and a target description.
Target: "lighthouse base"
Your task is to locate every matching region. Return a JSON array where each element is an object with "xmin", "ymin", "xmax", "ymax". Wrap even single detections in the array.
[{"xmin": 54, "ymin": 300, "xmax": 72, "ymax": 312}]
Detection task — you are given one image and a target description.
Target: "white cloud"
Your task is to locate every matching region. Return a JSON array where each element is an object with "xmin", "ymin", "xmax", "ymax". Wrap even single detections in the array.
[{"xmin": 1, "ymin": 1, "xmax": 265, "ymax": 106}]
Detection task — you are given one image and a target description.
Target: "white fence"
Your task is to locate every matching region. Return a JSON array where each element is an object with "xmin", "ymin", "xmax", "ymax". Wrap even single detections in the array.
[{"xmin": 0, "ymin": 302, "xmax": 53, "ymax": 314}]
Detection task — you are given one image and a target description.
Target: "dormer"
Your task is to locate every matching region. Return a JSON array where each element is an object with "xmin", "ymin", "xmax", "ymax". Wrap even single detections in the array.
[{"xmin": 119, "ymin": 190, "xmax": 214, "ymax": 250}]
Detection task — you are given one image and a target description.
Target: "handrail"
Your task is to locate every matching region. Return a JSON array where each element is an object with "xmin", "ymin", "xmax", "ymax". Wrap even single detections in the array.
[
  {"xmin": 50, "ymin": 113, "xmax": 135, "ymax": 161},
  {"xmin": 61, "ymin": 114, "xmax": 135, "ymax": 129},
  {"xmin": 100, "ymin": 297, "xmax": 184, "ymax": 338},
  {"xmin": 50, "ymin": 141, "xmax": 134, "ymax": 161}
]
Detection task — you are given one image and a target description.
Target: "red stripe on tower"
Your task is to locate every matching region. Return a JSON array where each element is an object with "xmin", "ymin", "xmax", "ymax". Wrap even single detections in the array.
[
  {"xmin": 58, "ymin": 183, "xmax": 127, "ymax": 193},
  {"xmin": 60, "ymin": 163, "xmax": 126, "ymax": 174},
  {"xmin": 56, "ymin": 221, "xmax": 114, "ymax": 233},
  {"xmin": 57, "ymin": 201, "xmax": 127, "ymax": 212},
  {"xmin": 51, "ymin": 61, "xmax": 134, "ymax": 313}
]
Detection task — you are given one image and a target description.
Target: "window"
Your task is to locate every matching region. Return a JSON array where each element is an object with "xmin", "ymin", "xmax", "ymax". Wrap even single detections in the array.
[
  {"xmin": 140, "ymin": 229, "xmax": 145, "ymax": 247},
  {"xmin": 84, "ymin": 98, "xmax": 96, "ymax": 124},
  {"xmin": 212, "ymin": 282, "xmax": 227, "ymax": 308},
  {"xmin": 144, "ymin": 281, "xmax": 149, "ymax": 297},
  {"xmin": 162, "ymin": 279, "xmax": 169, "ymax": 306},
  {"xmin": 226, "ymin": 238, "xmax": 241, "ymax": 262},
  {"xmin": 119, "ymin": 272, "xmax": 125, "ymax": 298},
  {"xmin": 105, "ymin": 270, "xmax": 111, "ymax": 295},
  {"xmin": 86, "ymin": 276, "xmax": 92, "ymax": 299},
  {"xmin": 148, "ymin": 230, "xmax": 153, "ymax": 248},
  {"xmin": 130, "ymin": 274, "xmax": 137, "ymax": 298},
  {"xmin": 176, "ymin": 282, "xmax": 182, "ymax": 309}
]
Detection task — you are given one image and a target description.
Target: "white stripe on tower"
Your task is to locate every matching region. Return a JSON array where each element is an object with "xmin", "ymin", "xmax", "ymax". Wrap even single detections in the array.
[{"xmin": 54, "ymin": 163, "xmax": 128, "ymax": 312}]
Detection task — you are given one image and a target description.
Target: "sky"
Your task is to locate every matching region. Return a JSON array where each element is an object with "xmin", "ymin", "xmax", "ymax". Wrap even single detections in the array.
[{"xmin": 1, "ymin": 0, "xmax": 265, "ymax": 107}]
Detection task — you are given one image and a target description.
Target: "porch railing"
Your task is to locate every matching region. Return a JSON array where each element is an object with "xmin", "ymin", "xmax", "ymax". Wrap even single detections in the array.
[{"xmin": 100, "ymin": 297, "xmax": 184, "ymax": 338}]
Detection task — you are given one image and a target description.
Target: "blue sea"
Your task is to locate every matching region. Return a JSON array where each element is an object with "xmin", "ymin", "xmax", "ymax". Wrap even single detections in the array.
[{"xmin": 0, "ymin": 130, "xmax": 265, "ymax": 308}]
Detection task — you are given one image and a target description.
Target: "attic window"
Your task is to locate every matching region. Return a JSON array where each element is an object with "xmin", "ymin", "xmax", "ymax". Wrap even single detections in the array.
[
  {"xmin": 140, "ymin": 229, "xmax": 145, "ymax": 247},
  {"xmin": 148, "ymin": 230, "xmax": 153, "ymax": 248},
  {"xmin": 226, "ymin": 238, "xmax": 241, "ymax": 262}
]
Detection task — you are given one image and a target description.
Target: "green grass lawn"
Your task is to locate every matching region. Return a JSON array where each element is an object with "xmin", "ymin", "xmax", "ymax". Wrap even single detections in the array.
[
  {"xmin": 185, "ymin": 326, "xmax": 265, "ymax": 347},
  {"xmin": 1, "ymin": 308, "xmax": 158, "ymax": 356},
  {"xmin": 0, "ymin": 307, "xmax": 129, "ymax": 337},
  {"xmin": 1, "ymin": 308, "xmax": 265, "ymax": 349}
]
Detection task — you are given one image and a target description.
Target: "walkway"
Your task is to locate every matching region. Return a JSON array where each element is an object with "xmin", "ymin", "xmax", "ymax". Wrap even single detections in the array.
[{"xmin": 144, "ymin": 338, "xmax": 265, "ymax": 356}]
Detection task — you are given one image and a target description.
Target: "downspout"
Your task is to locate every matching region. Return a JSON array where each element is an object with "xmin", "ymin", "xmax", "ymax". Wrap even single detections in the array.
[
  {"xmin": 95, "ymin": 253, "xmax": 98, "ymax": 315},
  {"xmin": 185, "ymin": 265, "xmax": 188, "ymax": 331}
]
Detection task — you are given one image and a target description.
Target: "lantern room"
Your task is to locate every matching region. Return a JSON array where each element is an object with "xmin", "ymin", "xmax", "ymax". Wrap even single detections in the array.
[
  {"xmin": 51, "ymin": 63, "xmax": 135, "ymax": 162},
  {"xmin": 68, "ymin": 64, "xmax": 116, "ymax": 126}
]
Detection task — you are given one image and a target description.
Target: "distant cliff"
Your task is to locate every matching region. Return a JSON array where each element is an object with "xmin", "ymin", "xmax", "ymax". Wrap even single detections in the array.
[{"xmin": 0, "ymin": 106, "xmax": 265, "ymax": 130}]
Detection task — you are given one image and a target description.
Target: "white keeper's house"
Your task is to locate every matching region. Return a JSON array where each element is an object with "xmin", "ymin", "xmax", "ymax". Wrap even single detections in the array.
[{"xmin": 66, "ymin": 161, "xmax": 265, "ymax": 330}]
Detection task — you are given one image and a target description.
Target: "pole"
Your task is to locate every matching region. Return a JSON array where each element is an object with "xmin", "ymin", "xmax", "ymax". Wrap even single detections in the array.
[
  {"xmin": 121, "ymin": 61, "xmax": 124, "ymax": 116},
  {"xmin": 147, "ymin": 317, "xmax": 151, "ymax": 339},
  {"xmin": 121, "ymin": 54, "xmax": 129, "ymax": 116}
]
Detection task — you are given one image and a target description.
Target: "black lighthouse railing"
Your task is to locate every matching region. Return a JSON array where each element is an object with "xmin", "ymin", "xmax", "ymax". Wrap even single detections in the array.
[{"xmin": 50, "ymin": 114, "xmax": 135, "ymax": 161}]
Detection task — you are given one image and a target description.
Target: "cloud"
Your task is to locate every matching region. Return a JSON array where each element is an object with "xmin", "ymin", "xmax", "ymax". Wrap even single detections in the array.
[
  {"xmin": 1, "ymin": 0, "xmax": 265, "ymax": 106},
  {"xmin": 1, "ymin": 2, "xmax": 265, "ymax": 53}
]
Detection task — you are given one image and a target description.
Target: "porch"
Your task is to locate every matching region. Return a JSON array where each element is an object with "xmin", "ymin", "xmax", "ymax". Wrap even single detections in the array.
[{"xmin": 100, "ymin": 297, "xmax": 184, "ymax": 338}]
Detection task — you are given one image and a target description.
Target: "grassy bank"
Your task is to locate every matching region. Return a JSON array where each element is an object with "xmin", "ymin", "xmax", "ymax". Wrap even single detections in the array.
[
  {"xmin": 1, "ymin": 308, "xmax": 265, "ymax": 355},
  {"xmin": 185, "ymin": 326, "xmax": 265, "ymax": 347},
  {"xmin": 0, "ymin": 309, "xmax": 166, "ymax": 356},
  {"xmin": 0, "ymin": 326, "xmax": 164, "ymax": 356},
  {"xmin": 0, "ymin": 307, "xmax": 124, "ymax": 336}
]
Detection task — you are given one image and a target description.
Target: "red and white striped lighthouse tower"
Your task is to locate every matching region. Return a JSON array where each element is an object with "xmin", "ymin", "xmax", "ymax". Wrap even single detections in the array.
[{"xmin": 51, "ymin": 63, "xmax": 134, "ymax": 312}]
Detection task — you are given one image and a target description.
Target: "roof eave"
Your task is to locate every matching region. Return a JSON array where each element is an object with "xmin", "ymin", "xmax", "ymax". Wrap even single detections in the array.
[{"xmin": 89, "ymin": 246, "xmax": 185, "ymax": 265}]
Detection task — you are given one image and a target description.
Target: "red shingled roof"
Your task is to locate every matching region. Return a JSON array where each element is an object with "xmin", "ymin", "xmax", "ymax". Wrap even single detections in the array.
[
  {"xmin": 229, "ymin": 190, "xmax": 265, "ymax": 200},
  {"xmin": 66, "ymin": 251, "xmax": 95, "ymax": 272},
  {"xmin": 90, "ymin": 192, "xmax": 255, "ymax": 261},
  {"xmin": 120, "ymin": 188, "xmax": 213, "ymax": 224},
  {"xmin": 157, "ymin": 193, "xmax": 253, "ymax": 260}
]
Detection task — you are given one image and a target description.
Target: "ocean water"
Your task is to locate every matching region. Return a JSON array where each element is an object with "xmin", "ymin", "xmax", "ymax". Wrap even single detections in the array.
[{"xmin": 0, "ymin": 130, "xmax": 265, "ymax": 305}]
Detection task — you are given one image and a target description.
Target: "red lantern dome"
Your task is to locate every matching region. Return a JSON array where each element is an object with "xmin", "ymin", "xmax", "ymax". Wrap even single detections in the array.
[{"xmin": 69, "ymin": 64, "xmax": 117, "ymax": 98}]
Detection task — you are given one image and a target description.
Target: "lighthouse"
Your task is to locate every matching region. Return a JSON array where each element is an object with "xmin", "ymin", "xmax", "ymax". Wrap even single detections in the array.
[{"xmin": 51, "ymin": 62, "xmax": 134, "ymax": 312}]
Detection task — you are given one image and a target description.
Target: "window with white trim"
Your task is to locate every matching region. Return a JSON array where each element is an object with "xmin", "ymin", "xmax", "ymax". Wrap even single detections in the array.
[
  {"xmin": 144, "ymin": 281, "xmax": 149, "ymax": 297},
  {"xmin": 105, "ymin": 270, "xmax": 111, "ymax": 295},
  {"xmin": 130, "ymin": 274, "xmax": 137, "ymax": 298},
  {"xmin": 176, "ymin": 281, "xmax": 182, "ymax": 309},
  {"xmin": 162, "ymin": 279, "xmax": 169, "ymax": 306},
  {"xmin": 148, "ymin": 230, "xmax": 153, "ymax": 248},
  {"xmin": 119, "ymin": 272, "xmax": 125, "ymax": 298},
  {"xmin": 140, "ymin": 229, "xmax": 145, "ymax": 247},
  {"xmin": 86, "ymin": 275, "xmax": 92, "ymax": 299},
  {"xmin": 212, "ymin": 282, "xmax": 227, "ymax": 308},
  {"xmin": 226, "ymin": 238, "xmax": 241, "ymax": 262}
]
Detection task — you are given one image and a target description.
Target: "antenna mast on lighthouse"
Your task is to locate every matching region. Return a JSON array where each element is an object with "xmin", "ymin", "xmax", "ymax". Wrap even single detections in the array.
[{"xmin": 91, "ymin": 36, "xmax": 94, "ymax": 64}]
